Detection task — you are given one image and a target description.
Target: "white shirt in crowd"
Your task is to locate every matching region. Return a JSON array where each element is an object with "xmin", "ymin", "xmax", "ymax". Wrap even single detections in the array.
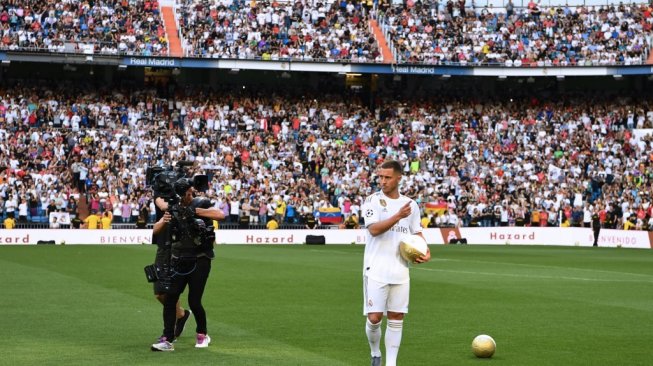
[
  {"xmin": 448, "ymin": 213, "xmax": 459, "ymax": 227},
  {"xmin": 583, "ymin": 207, "xmax": 592, "ymax": 223},
  {"xmin": 230, "ymin": 199, "xmax": 240, "ymax": 215},
  {"xmin": 5, "ymin": 199, "xmax": 17, "ymax": 213},
  {"xmin": 18, "ymin": 202, "xmax": 28, "ymax": 216}
]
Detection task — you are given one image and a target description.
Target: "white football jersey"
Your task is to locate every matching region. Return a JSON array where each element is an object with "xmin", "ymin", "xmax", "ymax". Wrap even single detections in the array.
[{"xmin": 362, "ymin": 191, "xmax": 422, "ymax": 284}]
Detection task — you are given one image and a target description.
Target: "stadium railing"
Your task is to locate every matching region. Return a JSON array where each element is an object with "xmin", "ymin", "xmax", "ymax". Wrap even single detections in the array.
[
  {"xmin": 0, "ymin": 223, "xmax": 337, "ymax": 230},
  {"xmin": 0, "ymin": 42, "xmax": 168, "ymax": 56},
  {"xmin": 2, "ymin": 38, "xmax": 645, "ymax": 67},
  {"xmin": 455, "ymin": 0, "xmax": 648, "ymax": 7},
  {"xmin": 375, "ymin": 12, "xmax": 397, "ymax": 62}
]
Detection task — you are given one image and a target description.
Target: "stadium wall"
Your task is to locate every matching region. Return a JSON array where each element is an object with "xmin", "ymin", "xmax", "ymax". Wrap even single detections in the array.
[
  {"xmin": 3, "ymin": 52, "xmax": 653, "ymax": 77},
  {"xmin": 0, "ymin": 228, "xmax": 651, "ymax": 249}
]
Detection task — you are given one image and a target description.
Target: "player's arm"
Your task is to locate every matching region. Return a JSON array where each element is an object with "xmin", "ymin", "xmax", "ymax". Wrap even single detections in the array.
[
  {"xmin": 414, "ymin": 238, "xmax": 431, "ymax": 264},
  {"xmin": 367, "ymin": 202, "xmax": 412, "ymax": 237}
]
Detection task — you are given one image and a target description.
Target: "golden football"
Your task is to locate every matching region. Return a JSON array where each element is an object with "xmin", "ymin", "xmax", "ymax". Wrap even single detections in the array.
[
  {"xmin": 399, "ymin": 234, "xmax": 428, "ymax": 263},
  {"xmin": 472, "ymin": 334, "xmax": 496, "ymax": 358}
]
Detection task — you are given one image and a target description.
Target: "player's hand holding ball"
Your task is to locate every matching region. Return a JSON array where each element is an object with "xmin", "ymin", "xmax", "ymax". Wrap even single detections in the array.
[
  {"xmin": 414, "ymin": 247, "xmax": 430, "ymax": 264},
  {"xmin": 399, "ymin": 234, "xmax": 430, "ymax": 264}
]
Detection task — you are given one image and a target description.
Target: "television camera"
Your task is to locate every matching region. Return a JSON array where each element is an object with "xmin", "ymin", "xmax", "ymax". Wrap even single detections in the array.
[
  {"xmin": 146, "ymin": 160, "xmax": 209, "ymax": 201},
  {"xmin": 145, "ymin": 161, "xmax": 212, "ymax": 249}
]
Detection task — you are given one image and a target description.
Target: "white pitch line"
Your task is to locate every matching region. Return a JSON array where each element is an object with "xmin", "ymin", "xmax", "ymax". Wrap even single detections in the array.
[
  {"xmin": 307, "ymin": 249, "xmax": 352, "ymax": 255},
  {"xmin": 415, "ymin": 267, "xmax": 653, "ymax": 283},
  {"xmin": 429, "ymin": 257, "xmax": 653, "ymax": 279}
]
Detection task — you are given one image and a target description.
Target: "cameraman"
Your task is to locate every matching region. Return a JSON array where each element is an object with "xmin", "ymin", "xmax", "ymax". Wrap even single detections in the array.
[
  {"xmin": 151, "ymin": 178, "xmax": 224, "ymax": 352},
  {"xmin": 151, "ymin": 196, "xmax": 192, "ymax": 345}
]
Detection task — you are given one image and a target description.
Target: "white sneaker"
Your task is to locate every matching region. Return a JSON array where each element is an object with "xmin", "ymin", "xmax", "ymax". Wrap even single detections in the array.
[
  {"xmin": 195, "ymin": 333, "xmax": 211, "ymax": 348},
  {"xmin": 151, "ymin": 337, "xmax": 174, "ymax": 352}
]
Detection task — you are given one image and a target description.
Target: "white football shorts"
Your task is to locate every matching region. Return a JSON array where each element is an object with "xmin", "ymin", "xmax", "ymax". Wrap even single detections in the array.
[{"xmin": 363, "ymin": 276, "xmax": 410, "ymax": 315}]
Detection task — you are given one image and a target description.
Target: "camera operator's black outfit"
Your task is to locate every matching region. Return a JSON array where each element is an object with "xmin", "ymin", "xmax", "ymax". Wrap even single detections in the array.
[
  {"xmin": 151, "ymin": 196, "xmax": 192, "ymax": 341},
  {"xmin": 152, "ymin": 204, "xmax": 171, "ymax": 294},
  {"xmin": 161, "ymin": 196, "xmax": 215, "ymax": 344},
  {"xmin": 591, "ymin": 213, "xmax": 601, "ymax": 247}
]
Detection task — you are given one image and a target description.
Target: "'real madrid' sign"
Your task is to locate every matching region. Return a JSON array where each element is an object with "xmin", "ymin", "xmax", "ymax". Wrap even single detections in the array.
[{"xmin": 124, "ymin": 58, "xmax": 180, "ymax": 67}]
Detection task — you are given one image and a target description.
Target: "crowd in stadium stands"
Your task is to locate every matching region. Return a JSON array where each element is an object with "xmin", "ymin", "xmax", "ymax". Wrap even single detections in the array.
[
  {"xmin": 0, "ymin": 0, "xmax": 651, "ymax": 66},
  {"xmin": 384, "ymin": 1, "xmax": 652, "ymax": 65},
  {"xmin": 176, "ymin": 0, "xmax": 382, "ymax": 61},
  {"xmin": 172, "ymin": 0, "xmax": 653, "ymax": 65},
  {"xmin": 0, "ymin": 0, "xmax": 168, "ymax": 55},
  {"xmin": 0, "ymin": 83, "xmax": 652, "ymax": 230}
]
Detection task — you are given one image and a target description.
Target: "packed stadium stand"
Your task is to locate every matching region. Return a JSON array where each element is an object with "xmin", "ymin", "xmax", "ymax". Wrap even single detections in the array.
[
  {"xmin": 0, "ymin": 0, "xmax": 169, "ymax": 55},
  {"xmin": 2, "ymin": 0, "xmax": 651, "ymax": 66},
  {"xmin": 382, "ymin": 2, "xmax": 652, "ymax": 65},
  {"xmin": 0, "ymin": 0, "xmax": 651, "ymax": 231},
  {"xmin": 176, "ymin": 0, "xmax": 382, "ymax": 61},
  {"xmin": 0, "ymin": 71, "xmax": 652, "ymax": 230}
]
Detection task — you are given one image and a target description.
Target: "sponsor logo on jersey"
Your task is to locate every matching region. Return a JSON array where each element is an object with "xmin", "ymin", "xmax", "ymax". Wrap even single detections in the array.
[{"xmin": 390, "ymin": 225, "xmax": 409, "ymax": 234}]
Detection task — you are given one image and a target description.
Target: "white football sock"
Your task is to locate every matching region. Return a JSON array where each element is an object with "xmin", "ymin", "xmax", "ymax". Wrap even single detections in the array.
[
  {"xmin": 366, "ymin": 318, "xmax": 382, "ymax": 357},
  {"xmin": 385, "ymin": 319, "xmax": 403, "ymax": 366}
]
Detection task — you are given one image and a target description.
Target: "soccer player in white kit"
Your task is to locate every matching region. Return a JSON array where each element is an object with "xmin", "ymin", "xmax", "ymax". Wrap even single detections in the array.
[{"xmin": 361, "ymin": 160, "xmax": 430, "ymax": 366}]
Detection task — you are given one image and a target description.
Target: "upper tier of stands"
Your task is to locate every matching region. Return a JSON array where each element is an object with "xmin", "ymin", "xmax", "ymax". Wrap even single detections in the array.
[
  {"xmin": 1, "ymin": 1, "xmax": 650, "ymax": 66},
  {"xmin": 0, "ymin": 0, "xmax": 168, "ymax": 55}
]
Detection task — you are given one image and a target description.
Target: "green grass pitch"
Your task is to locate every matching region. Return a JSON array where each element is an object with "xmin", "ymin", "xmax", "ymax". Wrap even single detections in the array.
[{"xmin": 2, "ymin": 244, "xmax": 653, "ymax": 366}]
